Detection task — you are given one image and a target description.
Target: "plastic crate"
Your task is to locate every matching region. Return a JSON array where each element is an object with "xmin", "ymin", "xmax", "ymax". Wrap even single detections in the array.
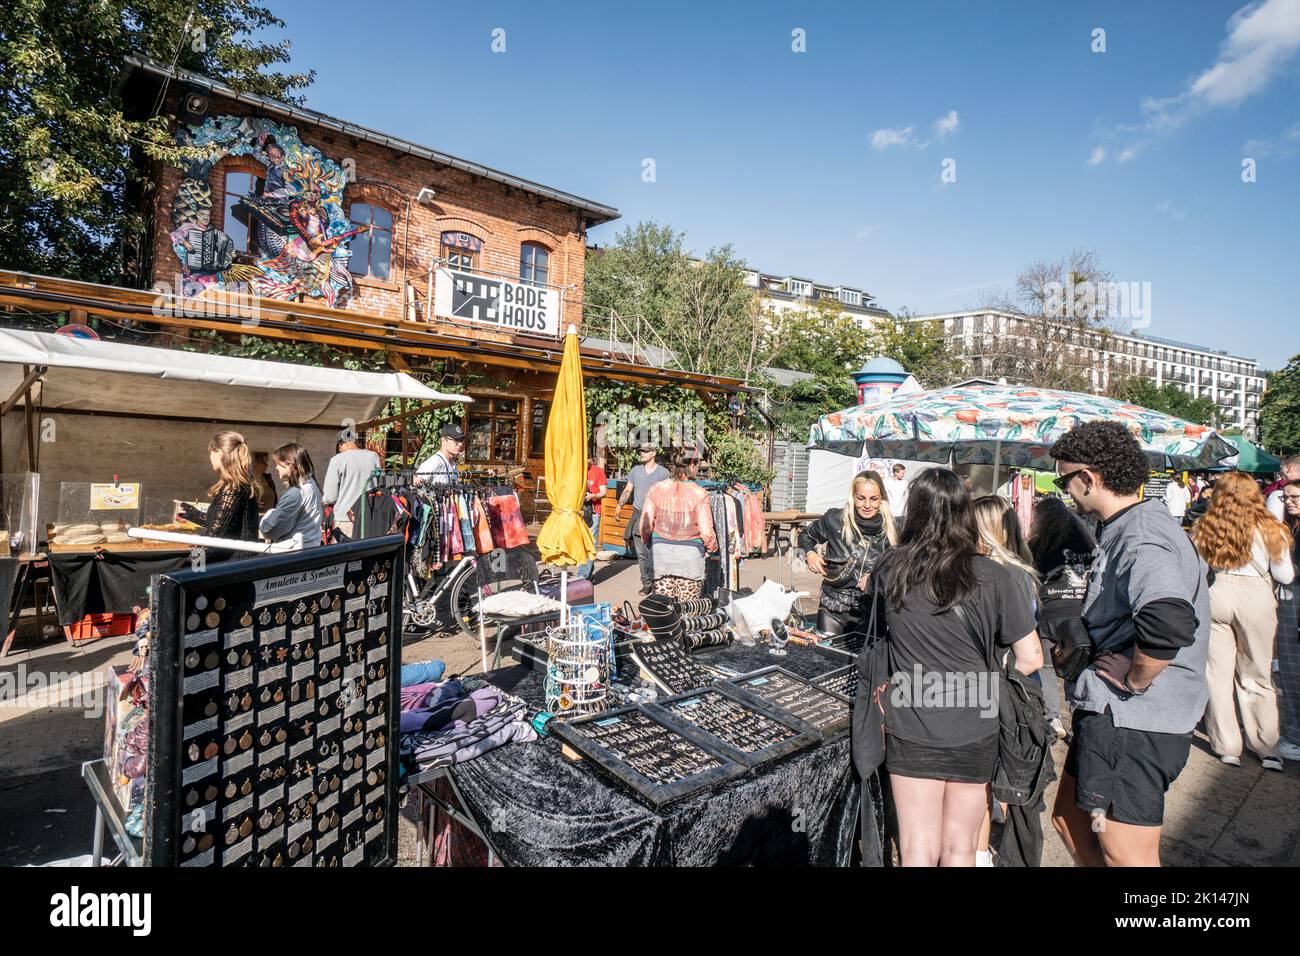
[{"xmin": 64, "ymin": 612, "xmax": 137, "ymax": 643}]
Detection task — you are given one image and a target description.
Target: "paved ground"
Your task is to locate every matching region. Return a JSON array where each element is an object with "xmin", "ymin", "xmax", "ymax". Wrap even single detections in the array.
[{"xmin": 3, "ymin": 546, "xmax": 1298, "ymax": 866}]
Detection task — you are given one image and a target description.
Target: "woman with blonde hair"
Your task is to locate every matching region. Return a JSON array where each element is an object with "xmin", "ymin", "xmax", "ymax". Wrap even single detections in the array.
[
  {"xmin": 179, "ymin": 430, "xmax": 260, "ymax": 561},
  {"xmin": 1192, "ymin": 471, "xmax": 1295, "ymax": 771},
  {"xmin": 798, "ymin": 470, "xmax": 897, "ymax": 635}
]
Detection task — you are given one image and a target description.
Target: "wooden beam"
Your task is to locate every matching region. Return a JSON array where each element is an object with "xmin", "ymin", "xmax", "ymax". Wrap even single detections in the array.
[{"xmin": 1, "ymin": 364, "xmax": 45, "ymax": 416}]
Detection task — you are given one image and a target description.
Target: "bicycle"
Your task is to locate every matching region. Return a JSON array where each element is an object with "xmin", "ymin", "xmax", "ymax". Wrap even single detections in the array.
[{"xmin": 402, "ymin": 558, "xmax": 482, "ymax": 640}]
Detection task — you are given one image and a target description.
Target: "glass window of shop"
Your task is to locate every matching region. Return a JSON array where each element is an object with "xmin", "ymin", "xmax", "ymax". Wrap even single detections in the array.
[
  {"xmin": 519, "ymin": 242, "xmax": 550, "ymax": 286},
  {"xmin": 464, "ymin": 398, "xmax": 521, "ymax": 464},
  {"xmin": 530, "ymin": 400, "xmax": 548, "ymax": 456}
]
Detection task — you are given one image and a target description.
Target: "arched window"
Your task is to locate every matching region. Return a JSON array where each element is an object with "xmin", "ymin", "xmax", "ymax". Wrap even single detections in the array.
[
  {"xmin": 222, "ymin": 170, "xmax": 264, "ymax": 253},
  {"xmin": 519, "ymin": 242, "xmax": 549, "ymax": 286},
  {"xmin": 441, "ymin": 231, "xmax": 480, "ymax": 271},
  {"xmin": 347, "ymin": 203, "xmax": 393, "ymax": 279}
]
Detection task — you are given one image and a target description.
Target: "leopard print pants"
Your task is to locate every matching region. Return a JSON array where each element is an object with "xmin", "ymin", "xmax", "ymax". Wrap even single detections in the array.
[{"xmin": 652, "ymin": 575, "xmax": 703, "ymax": 601}]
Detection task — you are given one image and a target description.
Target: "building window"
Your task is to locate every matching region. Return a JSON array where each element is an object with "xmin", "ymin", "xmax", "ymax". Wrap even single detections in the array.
[
  {"xmin": 530, "ymin": 400, "xmax": 548, "ymax": 455},
  {"xmin": 347, "ymin": 203, "xmax": 393, "ymax": 280},
  {"xmin": 519, "ymin": 242, "xmax": 550, "ymax": 286},
  {"xmin": 464, "ymin": 397, "xmax": 520, "ymax": 464},
  {"xmin": 788, "ymin": 279, "xmax": 811, "ymax": 297},
  {"xmin": 441, "ymin": 231, "xmax": 481, "ymax": 271},
  {"xmin": 222, "ymin": 171, "xmax": 264, "ymax": 253}
]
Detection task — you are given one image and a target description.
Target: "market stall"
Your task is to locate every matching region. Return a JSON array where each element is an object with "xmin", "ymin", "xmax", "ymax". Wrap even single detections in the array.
[{"xmin": 0, "ymin": 328, "xmax": 469, "ymax": 643}]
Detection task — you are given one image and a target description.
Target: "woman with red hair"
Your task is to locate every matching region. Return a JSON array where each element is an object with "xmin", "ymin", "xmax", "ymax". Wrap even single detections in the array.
[{"xmin": 1192, "ymin": 472, "xmax": 1295, "ymax": 771}]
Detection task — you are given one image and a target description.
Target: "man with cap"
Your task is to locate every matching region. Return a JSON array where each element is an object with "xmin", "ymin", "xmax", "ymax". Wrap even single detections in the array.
[
  {"xmin": 617, "ymin": 442, "xmax": 670, "ymax": 594},
  {"xmin": 322, "ymin": 428, "xmax": 382, "ymax": 540},
  {"xmin": 416, "ymin": 422, "xmax": 467, "ymax": 487}
]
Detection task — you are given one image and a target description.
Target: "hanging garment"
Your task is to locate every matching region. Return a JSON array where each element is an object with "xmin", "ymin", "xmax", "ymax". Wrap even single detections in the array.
[
  {"xmin": 473, "ymin": 498, "xmax": 495, "ymax": 553},
  {"xmin": 487, "ymin": 492, "xmax": 529, "ymax": 549}
]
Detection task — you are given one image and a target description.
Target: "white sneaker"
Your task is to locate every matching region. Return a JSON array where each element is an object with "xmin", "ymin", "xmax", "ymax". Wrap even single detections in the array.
[
  {"xmin": 1219, "ymin": 754, "xmax": 1242, "ymax": 767},
  {"xmin": 1049, "ymin": 718, "xmax": 1067, "ymax": 739},
  {"xmin": 1277, "ymin": 740, "xmax": 1300, "ymax": 761},
  {"xmin": 1261, "ymin": 756, "xmax": 1283, "ymax": 772},
  {"xmin": 975, "ymin": 850, "xmax": 994, "ymax": 867}
]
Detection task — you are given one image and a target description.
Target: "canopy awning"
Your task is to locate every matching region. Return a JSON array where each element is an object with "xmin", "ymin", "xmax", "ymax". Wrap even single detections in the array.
[{"xmin": 0, "ymin": 328, "xmax": 471, "ymax": 426}]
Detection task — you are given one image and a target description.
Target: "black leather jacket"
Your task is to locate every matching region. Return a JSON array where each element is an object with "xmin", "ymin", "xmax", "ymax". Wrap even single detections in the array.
[{"xmin": 798, "ymin": 509, "xmax": 891, "ymax": 612}]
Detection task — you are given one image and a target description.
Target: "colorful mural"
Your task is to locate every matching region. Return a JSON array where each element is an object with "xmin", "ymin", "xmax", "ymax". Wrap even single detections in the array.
[{"xmin": 169, "ymin": 116, "xmax": 359, "ymax": 306}]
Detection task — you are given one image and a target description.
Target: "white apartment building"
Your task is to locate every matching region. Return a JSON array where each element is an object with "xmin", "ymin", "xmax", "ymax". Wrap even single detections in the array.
[
  {"xmin": 742, "ymin": 269, "xmax": 893, "ymax": 327},
  {"xmin": 908, "ymin": 310, "xmax": 1266, "ymax": 438}
]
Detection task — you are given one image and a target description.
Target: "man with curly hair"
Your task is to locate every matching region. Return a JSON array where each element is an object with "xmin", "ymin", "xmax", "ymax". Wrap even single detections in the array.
[{"xmin": 1047, "ymin": 421, "xmax": 1210, "ymax": 867}]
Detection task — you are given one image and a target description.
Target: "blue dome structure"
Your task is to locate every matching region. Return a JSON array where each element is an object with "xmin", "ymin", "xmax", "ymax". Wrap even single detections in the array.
[{"xmin": 852, "ymin": 356, "xmax": 910, "ymax": 405}]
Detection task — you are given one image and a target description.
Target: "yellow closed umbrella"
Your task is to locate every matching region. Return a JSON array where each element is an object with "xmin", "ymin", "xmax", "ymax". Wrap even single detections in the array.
[{"xmin": 536, "ymin": 324, "xmax": 594, "ymax": 575}]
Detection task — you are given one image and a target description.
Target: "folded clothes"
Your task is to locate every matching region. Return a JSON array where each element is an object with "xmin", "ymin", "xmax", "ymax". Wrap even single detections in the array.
[
  {"xmin": 401, "ymin": 697, "xmax": 537, "ymax": 770},
  {"xmin": 400, "ymin": 678, "xmax": 468, "ymax": 734},
  {"xmin": 401, "ymin": 660, "xmax": 446, "ymax": 686}
]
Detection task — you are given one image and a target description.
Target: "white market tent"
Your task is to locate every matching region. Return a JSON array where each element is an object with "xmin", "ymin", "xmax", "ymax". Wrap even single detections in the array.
[{"xmin": 0, "ymin": 328, "xmax": 471, "ymax": 426}]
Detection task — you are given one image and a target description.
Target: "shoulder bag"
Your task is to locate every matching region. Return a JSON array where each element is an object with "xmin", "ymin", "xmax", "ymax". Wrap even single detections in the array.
[
  {"xmin": 851, "ymin": 577, "xmax": 891, "ymax": 777},
  {"xmin": 953, "ymin": 603, "xmax": 1054, "ymax": 807}
]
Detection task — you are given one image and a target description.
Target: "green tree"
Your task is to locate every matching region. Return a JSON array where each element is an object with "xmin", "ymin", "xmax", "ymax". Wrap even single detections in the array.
[
  {"xmin": 861, "ymin": 312, "xmax": 964, "ymax": 390},
  {"xmin": 1109, "ymin": 376, "xmax": 1216, "ymax": 425},
  {"xmin": 1, "ymin": 0, "xmax": 313, "ymax": 283},
  {"xmin": 1260, "ymin": 359, "xmax": 1300, "ymax": 454}
]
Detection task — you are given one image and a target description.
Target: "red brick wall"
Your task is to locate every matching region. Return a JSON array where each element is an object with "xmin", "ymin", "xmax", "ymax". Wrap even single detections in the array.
[{"xmin": 148, "ymin": 91, "xmax": 589, "ymax": 342}]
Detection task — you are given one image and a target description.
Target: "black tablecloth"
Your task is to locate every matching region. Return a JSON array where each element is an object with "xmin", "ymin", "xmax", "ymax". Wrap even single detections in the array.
[
  {"xmin": 47, "ymin": 551, "xmax": 190, "ymax": 625},
  {"xmin": 436, "ymin": 642, "xmax": 876, "ymax": 866}
]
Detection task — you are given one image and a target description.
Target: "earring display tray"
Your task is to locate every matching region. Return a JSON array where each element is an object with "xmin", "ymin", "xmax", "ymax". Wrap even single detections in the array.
[
  {"xmin": 147, "ymin": 537, "xmax": 405, "ymax": 867},
  {"xmin": 817, "ymin": 631, "xmax": 865, "ymax": 656},
  {"xmin": 812, "ymin": 665, "xmax": 858, "ymax": 701},
  {"xmin": 726, "ymin": 667, "xmax": 852, "ymax": 738},
  {"xmin": 628, "ymin": 638, "xmax": 715, "ymax": 695},
  {"xmin": 549, "ymin": 704, "xmax": 745, "ymax": 808},
  {"xmin": 647, "ymin": 684, "xmax": 817, "ymax": 768}
]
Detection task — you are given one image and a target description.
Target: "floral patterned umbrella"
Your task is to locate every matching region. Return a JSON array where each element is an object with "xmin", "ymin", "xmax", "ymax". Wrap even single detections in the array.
[{"xmin": 809, "ymin": 383, "xmax": 1236, "ymax": 471}]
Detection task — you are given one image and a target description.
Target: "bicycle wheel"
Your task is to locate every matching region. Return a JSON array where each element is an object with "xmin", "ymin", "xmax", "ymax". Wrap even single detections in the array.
[{"xmin": 448, "ymin": 563, "xmax": 484, "ymax": 639}]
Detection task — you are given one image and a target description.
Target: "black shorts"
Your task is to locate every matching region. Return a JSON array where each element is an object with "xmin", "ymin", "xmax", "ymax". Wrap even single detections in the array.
[
  {"xmin": 1064, "ymin": 709, "xmax": 1192, "ymax": 827},
  {"xmin": 885, "ymin": 732, "xmax": 997, "ymax": 785}
]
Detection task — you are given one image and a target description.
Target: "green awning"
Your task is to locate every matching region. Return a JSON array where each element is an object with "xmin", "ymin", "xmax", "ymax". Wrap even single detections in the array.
[{"xmin": 1227, "ymin": 435, "xmax": 1281, "ymax": 473}]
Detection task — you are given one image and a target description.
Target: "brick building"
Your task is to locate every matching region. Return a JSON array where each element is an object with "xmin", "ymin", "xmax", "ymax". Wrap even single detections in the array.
[{"xmin": 0, "ymin": 57, "xmax": 750, "ymax": 494}]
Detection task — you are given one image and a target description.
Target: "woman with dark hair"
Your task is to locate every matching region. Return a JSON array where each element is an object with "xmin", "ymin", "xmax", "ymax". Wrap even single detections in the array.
[
  {"xmin": 799, "ymin": 470, "xmax": 897, "ymax": 635},
  {"xmin": 1028, "ymin": 497, "xmax": 1097, "ymax": 738},
  {"xmin": 259, "ymin": 443, "xmax": 324, "ymax": 548},
  {"xmin": 1276, "ymin": 479, "xmax": 1300, "ymax": 761},
  {"xmin": 639, "ymin": 449, "xmax": 717, "ymax": 600},
  {"xmin": 873, "ymin": 468, "xmax": 1041, "ymax": 866},
  {"xmin": 1193, "ymin": 471, "xmax": 1294, "ymax": 770},
  {"xmin": 179, "ymin": 430, "xmax": 260, "ymax": 561}
]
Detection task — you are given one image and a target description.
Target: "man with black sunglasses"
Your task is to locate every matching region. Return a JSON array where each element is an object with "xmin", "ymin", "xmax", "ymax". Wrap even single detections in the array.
[{"xmin": 1047, "ymin": 420, "xmax": 1210, "ymax": 867}]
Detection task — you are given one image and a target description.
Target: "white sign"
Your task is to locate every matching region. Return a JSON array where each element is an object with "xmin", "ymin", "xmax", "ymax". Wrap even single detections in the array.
[
  {"xmin": 434, "ymin": 267, "xmax": 559, "ymax": 337},
  {"xmin": 253, "ymin": 563, "xmax": 345, "ymax": 608}
]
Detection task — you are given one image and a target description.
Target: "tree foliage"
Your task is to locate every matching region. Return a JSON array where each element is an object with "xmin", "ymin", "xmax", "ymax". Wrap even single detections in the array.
[
  {"xmin": 1108, "ymin": 375, "xmax": 1216, "ymax": 426},
  {"xmin": 1260, "ymin": 358, "xmax": 1300, "ymax": 454},
  {"xmin": 0, "ymin": 0, "xmax": 313, "ymax": 282},
  {"xmin": 584, "ymin": 221, "xmax": 783, "ymax": 381}
]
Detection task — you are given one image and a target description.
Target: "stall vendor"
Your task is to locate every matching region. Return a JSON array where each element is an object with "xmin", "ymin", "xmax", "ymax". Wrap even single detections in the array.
[{"xmin": 177, "ymin": 431, "xmax": 261, "ymax": 561}]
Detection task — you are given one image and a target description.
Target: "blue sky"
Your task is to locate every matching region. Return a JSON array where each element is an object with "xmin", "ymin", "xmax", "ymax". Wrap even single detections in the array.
[{"xmin": 265, "ymin": 0, "xmax": 1300, "ymax": 369}]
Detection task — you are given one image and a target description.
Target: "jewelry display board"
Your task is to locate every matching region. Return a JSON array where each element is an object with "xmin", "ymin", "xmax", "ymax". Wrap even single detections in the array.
[
  {"xmin": 147, "ymin": 537, "xmax": 404, "ymax": 867},
  {"xmin": 648, "ymin": 684, "xmax": 817, "ymax": 768},
  {"xmin": 812, "ymin": 665, "xmax": 858, "ymax": 701},
  {"xmin": 550, "ymin": 704, "xmax": 745, "ymax": 808},
  {"xmin": 727, "ymin": 667, "xmax": 852, "ymax": 738},
  {"xmin": 818, "ymin": 631, "xmax": 865, "ymax": 656},
  {"xmin": 628, "ymin": 638, "xmax": 715, "ymax": 694}
]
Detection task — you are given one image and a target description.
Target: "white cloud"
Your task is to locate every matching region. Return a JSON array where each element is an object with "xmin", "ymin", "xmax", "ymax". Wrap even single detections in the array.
[
  {"xmin": 855, "ymin": 225, "xmax": 877, "ymax": 240},
  {"xmin": 870, "ymin": 110, "xmax": 959, "ymax": 151},
  {"xmin": 934, "ymin": 110, "xmax": 960, "ymax": 138},
  {"xmin": 1243, "ymin": 120, "xmax": 1300, "ymax": 156},
  {"xmin": 869, "ymin": 126, "xmax": 916, "ymax": 150},
  {"xmin": 1087, "ymin": 147, "xmax": 1107, "ymax": 165},
  {"xmin": 1096, "ymin": 0, "xmax": 1300, "ymax": 159},
  {"xmin": 1117, "ymin": 147, "xmax": 1138, "ymax": 162},
  {"xmin": 1156, "ymin": 199, "xmax": 1189, "ymax": 221},
  {"xmin": 1142, "ymin": 0, "xmax": 1300, "ymax": 129}
]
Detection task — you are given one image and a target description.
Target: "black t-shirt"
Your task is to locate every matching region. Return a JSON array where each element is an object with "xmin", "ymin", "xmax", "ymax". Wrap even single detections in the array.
[{"xmin": 877, "ymin": 555, "xmax": 1038, "ymax": 746}]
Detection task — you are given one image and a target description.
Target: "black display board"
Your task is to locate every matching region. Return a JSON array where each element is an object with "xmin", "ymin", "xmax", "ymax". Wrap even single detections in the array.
[
  {"xmin": 628, "ymin": 638, "xmax": 715, "ymax": 694},
  {"xmin": 550, "ymin": 704, "xmax": 745, "ymax": 808},
  {"xmin": 146, "ymin": 537, "xmax": 404, "ymax": 867},
  {"xmin": 727, "ymin": 667, "xmax": 852, "ymax": 738},
  {"xmin": 813, "ymin": 665, "xmax": 858, "ymax": 701},
  {"xmin": 648, "ymin": 684, "xmax": 817, "ymax": 768}
]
